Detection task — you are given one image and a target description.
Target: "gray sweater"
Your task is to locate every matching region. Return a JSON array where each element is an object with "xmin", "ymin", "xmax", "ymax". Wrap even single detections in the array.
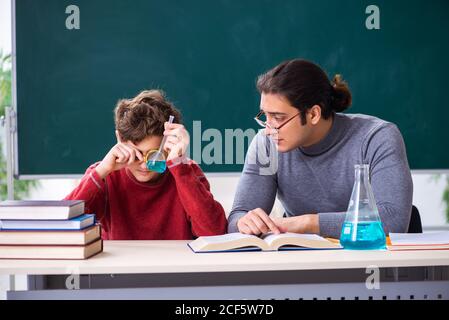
[{"xmin": 227, "ymin": 113, "xmax": 413, "ymax": 238}]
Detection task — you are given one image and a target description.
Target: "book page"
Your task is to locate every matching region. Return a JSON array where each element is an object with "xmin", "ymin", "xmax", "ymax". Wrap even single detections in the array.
[
  {"xmin": 199, "ymin": 233, "xmax": 259, "ymax": 244},
  {"xmin": 189, "ymin": 233, "xmax": 269, "ymax": 252},
  {"xmin": 261, "ymin": 232, "xmax": 341, "ymax": 250},
  {"xmin": 261, "ymin": 233, "xmax": 324, "ymax": 246}
]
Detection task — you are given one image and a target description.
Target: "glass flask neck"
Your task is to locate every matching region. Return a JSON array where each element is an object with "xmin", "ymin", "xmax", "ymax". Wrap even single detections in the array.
[{"xmin": 354, "ymin": 164, "xmax": 370, "ymax": 185}]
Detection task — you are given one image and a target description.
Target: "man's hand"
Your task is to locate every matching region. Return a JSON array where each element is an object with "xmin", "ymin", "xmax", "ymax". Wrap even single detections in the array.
[
  {"xmin": 237, "ymin": 208, "xmax": 282, "ymax": 235},
  {"xmin": 272, "ymin": 214, "xmax": 320, "ymax": 234}
]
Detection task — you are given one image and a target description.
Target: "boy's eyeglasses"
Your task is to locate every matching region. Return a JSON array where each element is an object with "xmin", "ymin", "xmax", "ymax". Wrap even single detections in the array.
[
  {"xmin": 254, "ymin": 110, "xmax": 301, "ymax": 131},
  {"xmin": 142, "ymin": 149, "xmax": 167, "ymax": 172}
]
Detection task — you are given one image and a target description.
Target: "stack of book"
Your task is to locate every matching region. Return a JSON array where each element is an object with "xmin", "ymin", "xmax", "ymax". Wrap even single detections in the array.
[{"xmin": 0, "ymin": 200, "xmax": 103, "ymax": 259}]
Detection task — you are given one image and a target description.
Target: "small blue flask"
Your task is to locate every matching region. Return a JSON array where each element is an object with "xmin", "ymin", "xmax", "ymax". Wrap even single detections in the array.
[{"xmin": 340, "ymin": 164, "xmax": 386, "ymax": 250}]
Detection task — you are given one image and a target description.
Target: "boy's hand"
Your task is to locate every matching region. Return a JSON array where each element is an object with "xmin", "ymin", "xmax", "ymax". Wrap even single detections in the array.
[
  {"xmin": 237, "ymin": 208, "xmax": 282, "ymax": 235},
  {"xmin": 96, "ymin": 142, "xmax": 143, "ymax": 179},
  {"xmin": 163, "ymin": 122, "xmax": 190, "ymax": 161}
]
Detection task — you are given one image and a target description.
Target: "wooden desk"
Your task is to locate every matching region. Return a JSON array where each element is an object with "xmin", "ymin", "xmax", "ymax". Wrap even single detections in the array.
[{"xmin": 2, "ymin": 241, "xmax": 449, "ymax": 300}]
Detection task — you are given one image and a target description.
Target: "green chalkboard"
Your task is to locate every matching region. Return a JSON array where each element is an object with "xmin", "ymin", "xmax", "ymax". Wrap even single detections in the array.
[{"xmin": 14, "ymin": 0, "xmax": 449, "ymax": 176}]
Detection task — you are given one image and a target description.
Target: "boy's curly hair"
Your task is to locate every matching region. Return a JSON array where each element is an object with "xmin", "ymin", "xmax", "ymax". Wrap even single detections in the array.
[{"xmin": 114, "ymin": 90, "xmax": 182, "ymax": 143}]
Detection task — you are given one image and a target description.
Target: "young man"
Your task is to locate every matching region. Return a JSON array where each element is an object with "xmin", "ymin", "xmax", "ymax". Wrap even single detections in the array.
[
  {"xmin": 65, "ymin": 90, "xmax": 227, "ymax": 240},
  {"xmin": 228, "ymin": 59, "xmax": 413, "ymax": 239}
]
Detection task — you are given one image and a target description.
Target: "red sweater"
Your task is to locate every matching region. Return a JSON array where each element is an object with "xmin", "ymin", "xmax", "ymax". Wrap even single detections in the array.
[{"xmin": 65, "ymin": 159, "xmax": 227, "ymax": 240}]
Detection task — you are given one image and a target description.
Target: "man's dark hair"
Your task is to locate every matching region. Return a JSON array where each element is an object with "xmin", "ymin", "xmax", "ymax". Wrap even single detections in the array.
[{"xmin": 256, "ymin": 59, "xmax": 352, "ymax": 125}]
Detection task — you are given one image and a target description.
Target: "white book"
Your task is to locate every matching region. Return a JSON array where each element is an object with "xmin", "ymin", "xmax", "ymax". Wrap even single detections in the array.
[
  {"xmin": 0, "ymin": 200, "xmax": 85, "ymax": 220},
  {"xmin": 388, "ymin": 232, "xmax": 449, "ymax": 251},
  {"xmin": 0, "ymin": 214, "xmax": 95, "ymax": 230}
]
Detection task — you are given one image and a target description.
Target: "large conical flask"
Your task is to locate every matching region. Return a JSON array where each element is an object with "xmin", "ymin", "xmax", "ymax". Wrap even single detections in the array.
[{"xmin": 340, "ymin": 164, "xmax": 386, "ymax": 250}]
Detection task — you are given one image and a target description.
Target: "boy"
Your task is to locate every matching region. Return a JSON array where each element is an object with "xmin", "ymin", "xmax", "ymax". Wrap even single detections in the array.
[{"xmin": 65, "ymin": 90, "xmax": 227, "ymax": 240}]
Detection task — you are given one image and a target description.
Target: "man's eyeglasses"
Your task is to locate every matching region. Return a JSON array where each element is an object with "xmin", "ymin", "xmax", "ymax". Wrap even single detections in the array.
[{"xmin": 254, "ymin": 110, "xmax": 301, "ymax": 131}]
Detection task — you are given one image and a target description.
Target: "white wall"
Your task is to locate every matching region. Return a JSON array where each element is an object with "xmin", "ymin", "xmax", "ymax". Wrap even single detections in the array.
[
  {"xmin": 0, "ymin": 0, "xmax": 11, "ymax": 54},
  {"xmin": 412, "ymin": 174, "xmax": 448, "ymax": 227}
]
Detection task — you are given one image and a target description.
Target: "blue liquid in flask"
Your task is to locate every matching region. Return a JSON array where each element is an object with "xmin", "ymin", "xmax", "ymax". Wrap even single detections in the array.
[
  {"xmin": 340, "ymin": 164, "xmax": 387, "ymax": 250},
  {"xmin": 147, "ymin": 160, "xmax": 166, "ymax": 173},
  {"xmin": 340, "ymin": 220, "xmax": 386, "ymax": 250}
]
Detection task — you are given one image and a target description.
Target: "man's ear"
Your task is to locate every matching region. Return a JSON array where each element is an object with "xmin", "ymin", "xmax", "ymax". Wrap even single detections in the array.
[
  {"xmin": 309, "ymin": 105, "xmax": 322, "ymax": 125},
  {"xmin": 115, "ymin": 130, "xmax": 122, "ymax": 143}
]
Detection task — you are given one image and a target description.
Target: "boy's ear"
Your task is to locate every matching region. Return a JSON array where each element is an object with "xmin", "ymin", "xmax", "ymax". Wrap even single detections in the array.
[{"xmin": 115, "ymin": 130, "xmax": 122, "ymax": 143}]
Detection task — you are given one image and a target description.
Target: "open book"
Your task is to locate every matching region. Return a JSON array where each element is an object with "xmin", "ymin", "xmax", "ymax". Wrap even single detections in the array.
[{"xmin": 188, "ymin": 232, "xmax": 342, "ymax": 253}]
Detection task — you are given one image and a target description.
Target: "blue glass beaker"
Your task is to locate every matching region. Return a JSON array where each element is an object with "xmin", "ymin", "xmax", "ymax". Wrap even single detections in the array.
[{"xmin": 340, "ymin": 164, "xmax": 386, "ymax": 250}]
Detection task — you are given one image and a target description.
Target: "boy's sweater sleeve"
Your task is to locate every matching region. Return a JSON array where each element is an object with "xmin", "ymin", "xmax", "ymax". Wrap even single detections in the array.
[
  {"xmin": 64, "ymin": 163, "xmax": 108, "ymax": 224},
  {"xmin": 167, "ymin": 158, "xmax": 227, "ymax": 237}
]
